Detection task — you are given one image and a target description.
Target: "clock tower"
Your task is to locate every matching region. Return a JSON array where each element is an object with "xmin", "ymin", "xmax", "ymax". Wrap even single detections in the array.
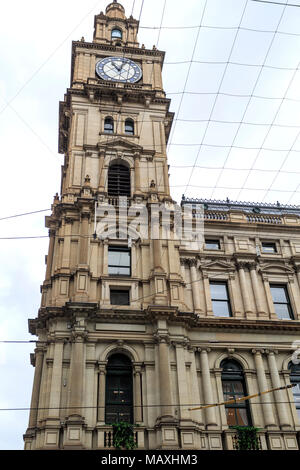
[{"xmin": 24, "ymin": 0, "xmax": 188, "ymax": 450}]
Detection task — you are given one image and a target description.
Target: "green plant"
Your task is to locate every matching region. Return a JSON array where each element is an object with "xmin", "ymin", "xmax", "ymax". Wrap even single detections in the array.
[
  {"xmin": 112, "ymin": 421, "xmax": 137, "ymax": 450},
  {"xmin": 232, "ymin": 426, "xmax": 261, "ymax": 450}
]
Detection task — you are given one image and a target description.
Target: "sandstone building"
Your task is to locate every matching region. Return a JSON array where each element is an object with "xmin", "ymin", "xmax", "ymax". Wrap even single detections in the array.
[{"xmin": 24, "ymin": 1, "xmax": 300, "ymax": 450}]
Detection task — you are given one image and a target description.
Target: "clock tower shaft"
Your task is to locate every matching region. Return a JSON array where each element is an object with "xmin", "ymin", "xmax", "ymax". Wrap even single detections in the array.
[{"xmin": 24, "ymin": 1, "xmax": 187, "ymax": 450}]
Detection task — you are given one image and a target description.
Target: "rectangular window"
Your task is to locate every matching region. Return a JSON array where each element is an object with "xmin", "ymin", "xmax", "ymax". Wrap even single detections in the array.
[
  {"xmin": 262, "ymin": 242, "xmax": 277, "ymax": 253},
  {"xmin": 110, "ymin": 289, "xmax": 130, "ymax": 306},
  {"xmin": 270, "ymin": 284, "xmax": 294, "ymax": 320},
  {"xmin": 210, "ymin": 281, "xmax": 231, "ymax": 317},
  {"xmin": 205, "ymin": 239, "xmax": 221, "ymax": 250},
  {"xmin": 108, "ymin": 247, "xmax": 131, "ymax": 276}
]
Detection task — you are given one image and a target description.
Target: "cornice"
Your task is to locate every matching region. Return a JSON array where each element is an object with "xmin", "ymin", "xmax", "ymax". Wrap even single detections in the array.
[{"xmin": 71, "ymin": 40, "xmax": 165, "ymax": 58}]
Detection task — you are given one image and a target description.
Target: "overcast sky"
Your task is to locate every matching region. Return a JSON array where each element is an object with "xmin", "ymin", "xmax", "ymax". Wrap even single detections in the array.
[{"xmin": 1, "ymin": 0, "xmax": 300, "ymax": 449}]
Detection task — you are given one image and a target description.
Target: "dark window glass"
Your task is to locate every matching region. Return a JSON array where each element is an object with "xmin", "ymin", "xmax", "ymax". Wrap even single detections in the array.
[
  {"xmin": 105, "ymin": 354, "xmax": 133, "ymax": 424},
  {"xmin": 125, "ymin": 119, "xmax": 134, "ymax": 135},
  {"xmin": 108, "ymin": 247, "xmax": 131, "ymax": 276},
  {"xmin": 111, "ymin": 28, "xmax": 122, "ymax": 39},
  {"xmin": 221, "ymin": 359, "xmax": 251, "ymax": 427},
  {"xmin": 104, "ymin": 117, "xmax": 114, "ymax": 134},
  {"xmin": 108, "ymin": 164, "xmax": 131, "ymax": 197},
  {"xmin": 210, "ymin": 281, "xmax": 231, "ymax": 317},
  {"xmin": 205, "ymin": 239, "xmax": 220, "ymax": 250},
  {"xmin": 110, "ymin": 289, "xmax": 130, "ymax": 306},
  {"xmin": 262, "ymin": 242, "xmax": 277, "ymax": 253},
  {"xmin": 289, "ymin": 362, "xmax": 300, "ymax": 423},
  {"xmin": 270, "ymin": 285, "xmax": 293, "ymax": 320}
]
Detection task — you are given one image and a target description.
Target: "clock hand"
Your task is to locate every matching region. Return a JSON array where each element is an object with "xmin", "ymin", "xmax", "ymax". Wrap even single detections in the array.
[{"xmin": 112, "ymin": 61, "xmax": 122, "ymax": 72}]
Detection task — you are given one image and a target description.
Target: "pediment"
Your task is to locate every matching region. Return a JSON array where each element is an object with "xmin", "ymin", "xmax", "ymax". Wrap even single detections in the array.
[
  {"xmin": 259, "ymin": 262, "xmax": 294, "ymax": 275},
  {"xmin": 201, "ymin": 259, "xmax": 234, "ymax": 271},
  {"xmin": 98, "ymin": 138, "xmax": 143, "ymax": 153}
]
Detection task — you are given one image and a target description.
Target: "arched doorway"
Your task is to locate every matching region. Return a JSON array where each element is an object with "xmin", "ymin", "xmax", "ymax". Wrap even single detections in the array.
[{"xmin": 105, "ymin": 353, "xmax": 133, "ymax": 424}]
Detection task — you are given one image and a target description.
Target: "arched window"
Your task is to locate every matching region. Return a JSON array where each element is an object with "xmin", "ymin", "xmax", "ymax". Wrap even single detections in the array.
[
  {"xmin": 221, "ymin": 359, "xmax": 251, "ymax": 427},
  {"xmin": 105, "ymin": 354, "xmax": 133, "ymax": 424},
  {"xmin": 125, "ymin": 119, "xmax": 134, "ymax": 135},
  {"xmin": 111, "ymin": 28, "xmax": 122, "ymax": 40},
  {"xmin": 104, "ymin": 117, "xmax": 114, "ymax": 134},
  {"xmin": 289, "ymin": 362, "xmax": 300, "ymax": 422},
  {"xmin": 108, "ymin": 163, "xmax": 131, "ymax": 197}
]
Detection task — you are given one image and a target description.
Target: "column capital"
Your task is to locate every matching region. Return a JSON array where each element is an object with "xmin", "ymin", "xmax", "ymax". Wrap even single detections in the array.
[
  {"xmin": 154, "ymin": 333, "xmax": 170, "ymax": 344},
  {"xmin": 172, "ymin": 339, "xmax": 189, "ymax": 349},
  {"xmin": 251, "ymin": 348, "xmax": 264, "ymax": 355},
  {"xmin": 265, "ymin": 349, "xmax": 278, "ymax": 356},
  {"xmin": 198, "ymin": 347, "xmax": 211, "ymax": 353},
  {"xmin": 71, "ymin": 330, "xmax": 87, "ymax": 342}
]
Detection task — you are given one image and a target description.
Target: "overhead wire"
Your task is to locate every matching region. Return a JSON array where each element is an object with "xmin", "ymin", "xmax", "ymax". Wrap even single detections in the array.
[
  {"xmin": 183, "ymin": 0, "xmax": 250, "ymax": 196},
  {"xmin": 207, "ymin": 0, "xmax": 290, "ymax": 200}
]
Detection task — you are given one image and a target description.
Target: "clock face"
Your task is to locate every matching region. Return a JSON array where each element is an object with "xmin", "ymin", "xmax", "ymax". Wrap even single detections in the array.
[{"xmin": 96, "ymin": 56, "xmax": 142, "ymax": 83}]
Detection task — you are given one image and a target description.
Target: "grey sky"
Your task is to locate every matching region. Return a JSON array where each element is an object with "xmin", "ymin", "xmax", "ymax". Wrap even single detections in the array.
[{"xmin": 1, "ymin": 0, "xmax": 300, "ymax": 449}]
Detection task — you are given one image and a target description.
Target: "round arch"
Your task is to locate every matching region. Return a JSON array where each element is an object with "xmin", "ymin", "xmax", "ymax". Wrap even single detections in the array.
[
  {"xmin": 214, "ymin": 352, "xmax": 251, "ymax": 370},
  {"xmin": 100, "ymin": 343, "xmax": 140, "ymax": 364}
]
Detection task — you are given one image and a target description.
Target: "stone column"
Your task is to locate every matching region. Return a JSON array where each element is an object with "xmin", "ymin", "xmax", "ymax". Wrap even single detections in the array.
[
  {"xmin": 174, "ymin": 342, "xmax": 190, "ymax": 421},
  {"xmin": 188, "ymin": 347, "xmax": 204, "ymax": 426},
  {"xmin": 153, "ymin": 239, "xmax": 163, "ymax": 271},
  {"xmin": 97, "ymin": 363, "xmax": 106, "ymax": 423},
  {"xmin": 262, "ymin": 275, "xmax": 277, "ymax": 320},
  {"xmin": 202, "ymin": 272, "xmax": 214, "ymax": 317},
  {"xmin": 134, "ymin": 153, "xmax": 141, "ymax": 194},
  {"xmin": 61, "ymin": 218, "xmax": 72, "ymax": 269},
  {"xmin": 45, "ymin": 229, "xmax": 56, "ymax": 281},
  {"xmin": 79, "ymin": 213, "xmax": 89, "ymax": 265},
  {"xmin": 163, "ymin": 160, "xmax": 170, "ymax": 195},
  {"xmin": 266, "ymin": 350, "xmax": 290, "ymax": 429},
  {"xmin": 28, "ymin": 346, "xmax": 44, "ymax": 428},
  {"xmin": 199, "ymin": 348, "xmax": 217, "ymax": 428},
  {"xmin": 157, "ymin": 336, "xmax": 173, "ymax": 420},
  {"xmin": 189, "ymin": 260, "xmax": 202, "ymax": 313},
  {"xmin": 249, "ymin": 263, "xmax": 267, "ymax": 317},
  {"xmin": 252, "ymin": 349, "xmax": 276, "ymax": 428},
  {"xmin": 98, "ymin": 151, "xmax": 106, "ymax": 192},
  {"xmin": 68, "ymin": 331, "xmax": 86, "ymax": 419},
  {"xmin": 48, "ymin": 340, "xmax": 64, "ymax": 419},
  {"xmin": 134, "ymin": 364, "xmax": 143, "ymax": 423},
  {"xmin": 236, "ymin": 262, "xmax": 253, "ymax": 316}
]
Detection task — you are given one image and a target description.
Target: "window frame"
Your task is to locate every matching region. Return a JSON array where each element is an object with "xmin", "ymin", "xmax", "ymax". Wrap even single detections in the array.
[
  {"xmin": 221, "ymin": 359, "xmax": 252, "ymax": 427},
  {"xmin": 124, "ymin": 118, "xmax": 134, "ymax": 135},
  {"xmin": 110, "ymin": 288, "xmax": 130, "ymax": 306},
  {"xmin": 104, "ymin": 116, "xmax": 114, "ymax": 134},
  {"xmin": 261, "ymin": 241, "xmax": 277, "ymax": 254},
  {"xmin": 205, "ymin": 238, "xmax": 221, "ymax": 250},
  {"xmin": 209, "ymin": 280, "xmax": 232, "ymax": 318},
  {"xmin": 269, "ymin": 284, "xmax": 294, "ymax": 320},
  {"xmin": 108, "ymin": 246, "xmax": 131, "ymax": 277},
  {"xmin": 289, "ymin": 362, "xmax": 300, "ymax": 424},
  {"xmin": 111, "ymin": 28, "xmax": 123, "ymax": 40},
  {"xmin": 107, "ymin": 163, "xmax": 131, "ymax": 198}
]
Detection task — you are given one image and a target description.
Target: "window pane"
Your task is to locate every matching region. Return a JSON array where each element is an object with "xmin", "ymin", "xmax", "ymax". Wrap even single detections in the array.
[
  {"xmin": 108, "ymin": 266, "xmax": 131, "ymax": 276},
  {"xmin": 112, "ymin": 28, "xmax": 122, "ymax": 39},
  {"xmin": 108, "ymin": 250, "xmax": 130, "ymax": 267},
  {"xmin": 212, "ymin": 300, "xmax": 230, "ymax": 317},
  {"xmin": 125, "ymin": 120, "xmax": 134, "ymax": 135},
  {"xmin": 262, "ymin": 243, "xmax": 276, "ymax": 253},
  {"xmin": 226, "ymin": 408, "xmax": 237, "ymax": 426},
  {"xmin": 270, "ymin": 286, "xmax": 288, "ymax": 303},
  {"xmin": 210, "ymin": 282, "xmax": 228, "ymax": 300},
  {"xmin": 205, "ymin": 239, "xmax": 220, "ymax": 250},
  {"xmin": 235, "ymin": 408, "xmax": 249, "ymax": 426},
  {"xmin": 274, "ymin": 303, "xmax": 292, "ymax": 320},
  {"xmin": 110, "ymin": 290, "xmax": 130, "ymax": 305}
]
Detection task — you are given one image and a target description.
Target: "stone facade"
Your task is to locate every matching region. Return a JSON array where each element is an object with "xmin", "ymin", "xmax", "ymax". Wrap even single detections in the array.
[{"xmin": 24, "ymin": 1, "xmax": 300, "ymax": 450}]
